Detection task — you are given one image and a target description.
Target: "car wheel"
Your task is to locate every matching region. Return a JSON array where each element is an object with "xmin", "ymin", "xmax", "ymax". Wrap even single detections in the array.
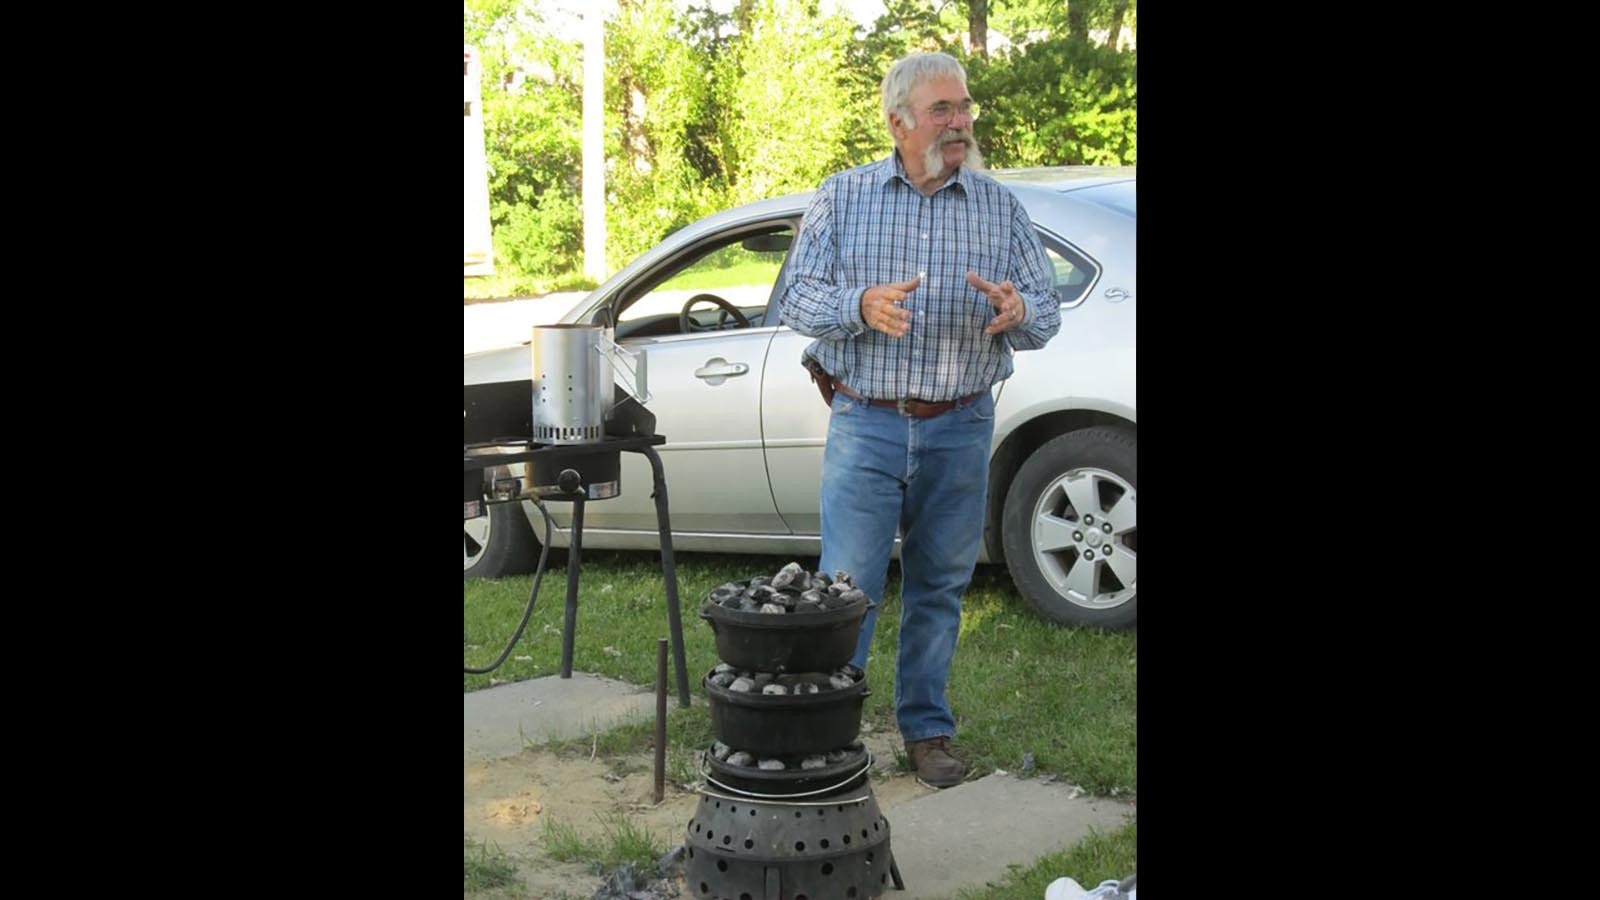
[
  {"xmin": 1001, "ymin": 427, "xmax": 1137, "ymax": 628},
  {"xmin": 463, "ymin": 501, "xmax": 539, "ymax": 580}
]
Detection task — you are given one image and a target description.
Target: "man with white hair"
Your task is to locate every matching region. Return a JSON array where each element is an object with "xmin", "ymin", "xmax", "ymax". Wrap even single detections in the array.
[{"xmin": 780, "ymin": 52, "xmax": 1061, "ymax": 788}]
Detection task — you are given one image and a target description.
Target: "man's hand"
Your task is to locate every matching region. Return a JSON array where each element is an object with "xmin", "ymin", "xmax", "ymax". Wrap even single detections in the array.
[
  {"xmin": 967, "ymin": 271, "xmax": 1026, "ymax": 336},
  {"xmin": 860, "ymin": 275, "xmax": 920, "ymax": 338}
]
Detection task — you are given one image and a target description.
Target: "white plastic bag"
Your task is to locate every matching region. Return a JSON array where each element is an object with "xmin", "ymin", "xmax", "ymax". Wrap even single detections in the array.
[{"xmin": 1044, "ymin": 876, "xmax": 1136, "ymax": 900}]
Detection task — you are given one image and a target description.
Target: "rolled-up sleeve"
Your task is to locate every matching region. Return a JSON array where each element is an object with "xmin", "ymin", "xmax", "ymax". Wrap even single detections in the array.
[
  {"xmin": 780, "ymin": 188, "xmax": 868, "ymax": 339},
  {"xmin": 1004, "ymin": 200, "xmax": 1062, "ymax": 352}
]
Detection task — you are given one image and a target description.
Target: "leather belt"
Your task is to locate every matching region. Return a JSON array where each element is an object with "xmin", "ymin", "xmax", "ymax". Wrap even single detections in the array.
[{"xmin": 832, "ymin": 382, "xmax": 985, "ymax": 418}]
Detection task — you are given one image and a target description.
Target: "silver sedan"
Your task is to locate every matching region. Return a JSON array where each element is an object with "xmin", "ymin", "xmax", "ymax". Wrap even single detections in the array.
[{"xmin": 465, "ymin": 166, "xmax": 1136, "ymax": 629}]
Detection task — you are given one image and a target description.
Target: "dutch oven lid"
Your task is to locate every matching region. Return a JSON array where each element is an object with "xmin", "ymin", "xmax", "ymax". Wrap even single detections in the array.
[{"xmin": 699, "ymin": 597, "xmax": 873, "ymax": 628}]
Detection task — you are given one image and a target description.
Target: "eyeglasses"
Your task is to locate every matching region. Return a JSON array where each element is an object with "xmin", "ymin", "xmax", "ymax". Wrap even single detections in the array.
[{"xmin": 924, "ymin": 100, "xmax": 980, "ymax": 125}]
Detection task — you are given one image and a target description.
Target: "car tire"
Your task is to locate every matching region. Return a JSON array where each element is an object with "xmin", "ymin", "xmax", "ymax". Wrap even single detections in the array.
[
  {"xmin": 1001, "ymin": 427, "xmax": 1137, "ymax": 629},
  {"xmin": 464, "ymin": 501, "xmax": 540, "ymax": 581}
]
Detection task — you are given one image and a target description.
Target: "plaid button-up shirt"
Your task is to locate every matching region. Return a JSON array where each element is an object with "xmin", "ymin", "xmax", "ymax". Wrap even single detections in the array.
[{"xmin": 780, "ymin": 152, "xmax": 1060, "ymax": 402}]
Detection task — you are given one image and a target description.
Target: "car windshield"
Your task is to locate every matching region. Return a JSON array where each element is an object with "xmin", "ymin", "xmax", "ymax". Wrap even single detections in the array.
[{"xmin": 1070, "ymin": 180, "xmax": 1136, "ymax": 218}]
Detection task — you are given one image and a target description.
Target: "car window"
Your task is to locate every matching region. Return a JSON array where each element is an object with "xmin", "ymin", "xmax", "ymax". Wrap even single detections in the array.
[
  {"xmin": 1036, "ymin": 233, "xmax": 1099, "ymax": 307},
  {"xmin": 616, "ymin": 227, "xmax": 794, "ymax": 333}
]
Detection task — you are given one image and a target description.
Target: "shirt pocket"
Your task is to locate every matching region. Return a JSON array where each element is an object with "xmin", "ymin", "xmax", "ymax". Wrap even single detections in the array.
[
  {"xmin": 951, "ymin": 216, "xmax": 1006, "ymax": 280},
  {"xmin": 843, "ymin": 222, "xmax": 920, "ymax": 286},
  {"xmin": 961, "ymin": 247, "xmax": 1010, "ymax": 329},
  {"xmin": 965, "ymin": 249, "xmax": 1010, "ymax": 287}
]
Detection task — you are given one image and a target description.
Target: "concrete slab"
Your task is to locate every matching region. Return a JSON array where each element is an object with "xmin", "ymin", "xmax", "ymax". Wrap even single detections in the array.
[
  {"xmin": 463, "ymin": 676, "xmax": 1133, "ymax": 896},
  {"xmin": 463, "ymin": 672, "xmax": 660, "ymax": 760},
  {"xmin": 884, "ymin": 773, "xmax": 1133, "ymax": 899}
]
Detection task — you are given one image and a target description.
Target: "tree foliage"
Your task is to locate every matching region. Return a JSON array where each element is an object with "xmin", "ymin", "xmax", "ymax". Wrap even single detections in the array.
[
  {"xmin": 465, "ymin": 0, "xmax": 1136, "ymax": 293},
  {"xmin": 969, "ymin": 36, "xmax": 1136, "ymax": 166},
  {"xmin": 726, "ymin": 0, "xmax": 866, "ymax": 205},
  {"xmin": 990, "ymin": 0, "xmax": 1137, "ymax": 45},
  {"xmin": 604, "ymin": 0, "xmax": 727, "ymax": 266},
  {"xmin": 466, "ymin": 0, "xmax": 584, "ymax": 286}
]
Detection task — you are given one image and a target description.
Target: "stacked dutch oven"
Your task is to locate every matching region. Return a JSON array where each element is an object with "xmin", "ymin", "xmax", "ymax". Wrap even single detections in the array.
[{"xmin": 685, "ymin": 562, "xmax": 904, "ymax": 899}]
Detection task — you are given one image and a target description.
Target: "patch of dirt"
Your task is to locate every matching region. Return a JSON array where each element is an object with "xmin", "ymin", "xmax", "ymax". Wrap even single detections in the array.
[
  {"xmin": 485, "ymin": 793, "xmax": 544, "ymax": 827},
  {"xmin": 465, "ymin": 750, "xmax": 694, "ymax": 898},
  {"xmin": 464, "ymin": 730, "xmax": 932, "ymax": 898}
]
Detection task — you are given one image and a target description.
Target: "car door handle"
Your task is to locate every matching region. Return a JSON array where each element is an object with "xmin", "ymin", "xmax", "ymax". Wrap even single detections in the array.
[
  {"xmin": 694, "ymin": 358, "xmax": 749, "ymax": 385},
  {"xmin": 1103, "ymin": 287, "xmax": 1131, "ymax": 302}
]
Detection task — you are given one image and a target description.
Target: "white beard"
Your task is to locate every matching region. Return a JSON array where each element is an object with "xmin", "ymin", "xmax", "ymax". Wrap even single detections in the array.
[{"xmin": 922, "ymin": 131, "xmax": 987, "ymax": 176}]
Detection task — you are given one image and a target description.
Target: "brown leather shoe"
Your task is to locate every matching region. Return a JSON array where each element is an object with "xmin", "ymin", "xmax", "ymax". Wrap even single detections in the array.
[{"xmin": 904, "ymin": 736, "xmax": 965, "ymax": 789}]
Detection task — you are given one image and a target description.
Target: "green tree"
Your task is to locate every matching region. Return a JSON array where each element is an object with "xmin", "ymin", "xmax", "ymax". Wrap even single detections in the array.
[
  {"xmin": 970, "ymin": 0, "xmax": 988, "ymax": 57},
  {"xmin": 1105, "ymin": 0, "xmax": 1133, "ymax": 49},
  {"xmin": 968, "ymin": 36, "xmax": 1136, "ymax": 166},
  {"xmin": 725, "ymin": 0, "xmax": 869, "ymax": 203},
  {"xmin": 987, "ymin": 0, "xmax": 1136, "ymax": 48},
  {"xmin": 467, "ymin": 0, "xmax": 586, "ymax": 287},
  {"xmin": 851, "ymin": 1, "xmax": 1138, "ymax": 167},
  {"xmin": 846, "ymin": 0, "xmax": 960, "ymax": 156},
  {"xmin": 464, "ymin": 0, "xmax": 1137, "ymax": 296},
  {"xmin": 604, "ymin": 0, "xmax": 729, "ymax": 266}
]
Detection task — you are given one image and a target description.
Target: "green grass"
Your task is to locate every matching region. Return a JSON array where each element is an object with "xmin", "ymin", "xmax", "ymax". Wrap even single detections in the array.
[
  {"xmin": 465, "ymin": 550, "xmax": 1136, "ymax": 796},
  {"xmin": 540, "ymin": 813, "xmax": 668, "ymax": 871},
  {"xmin": 465, "ymin": 270, "xmax": 598, "ymax": 302},
  {"xmin": 464, "ymin": 550, "xmax": 735, "ymax": 692},
  {"xmin": 598, "ymin": 814, "xmax": 667, "ymax": 869},
  {"xmin": 656, "ymin": 259, "xmax": 781, "ymax": 291},
  {"xmin": 539, "ymin": 817, "xmax": 591, "ymax": 862},
  {"xmin": 464, "ymin": 835, "xmax": 520, "ymax": 892},
  {"xmin": 956, "ymin": 822, "xmax": 1136, "ymax": 900},
  {"xmin": 543, "ymin": 703, "xmax": 715, "ymax": 792}
]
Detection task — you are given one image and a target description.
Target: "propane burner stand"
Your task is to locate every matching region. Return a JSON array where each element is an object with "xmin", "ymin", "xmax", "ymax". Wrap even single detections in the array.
[{"xmin": 464, "ymin": 433, "xmax": 691, "ymax": 707}]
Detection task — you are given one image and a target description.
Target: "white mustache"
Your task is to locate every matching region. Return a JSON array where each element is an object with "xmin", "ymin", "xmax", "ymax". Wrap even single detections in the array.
[{"xmin": 921, "ymin": 129, "xmax": 986, "ymax": 173}]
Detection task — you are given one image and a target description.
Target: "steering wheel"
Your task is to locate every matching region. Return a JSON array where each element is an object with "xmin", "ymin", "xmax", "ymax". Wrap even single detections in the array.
[{"xmin": 680, "ymin": 293, "xmax": 753, "ymax": 333}]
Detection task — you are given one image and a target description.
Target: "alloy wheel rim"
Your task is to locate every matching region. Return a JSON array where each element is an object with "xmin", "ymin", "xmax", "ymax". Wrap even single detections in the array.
[
  {"xmin": 464, "ymin": 514, "xmax": 491, "ymax": 571},
  {"xmin": 1029, "ymin": 466, "xmax": 1137, "ymax": 609}
]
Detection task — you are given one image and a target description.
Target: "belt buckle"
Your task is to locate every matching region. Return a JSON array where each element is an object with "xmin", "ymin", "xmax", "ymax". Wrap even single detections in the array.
[{"xmin": 896, "ymin": 397, "xmax": 911, "ymax": 416}]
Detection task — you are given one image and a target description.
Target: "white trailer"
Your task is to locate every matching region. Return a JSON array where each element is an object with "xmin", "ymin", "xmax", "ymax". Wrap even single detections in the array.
[{"xmin": 464, "ymin": 45, "xmax": 495, "ymax": 276}]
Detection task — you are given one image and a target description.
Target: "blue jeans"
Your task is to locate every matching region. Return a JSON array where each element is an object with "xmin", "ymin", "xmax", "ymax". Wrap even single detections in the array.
[{"xmin": 817, "ymin": 390, "xmax": 995, "ymax": 743}]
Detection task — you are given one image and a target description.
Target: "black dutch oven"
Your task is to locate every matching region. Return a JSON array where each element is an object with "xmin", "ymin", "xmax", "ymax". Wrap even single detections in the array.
[
  {"xmin": 699, "ymin": 598, "xmax": 871, "ymax": 674},
  {"xmin": 701, "ymin": 742, "xmax": 871, "ymax": 797},
  {"xmin": 704, "ymin": 668, "xmax": 869, "ymax": 757}
]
